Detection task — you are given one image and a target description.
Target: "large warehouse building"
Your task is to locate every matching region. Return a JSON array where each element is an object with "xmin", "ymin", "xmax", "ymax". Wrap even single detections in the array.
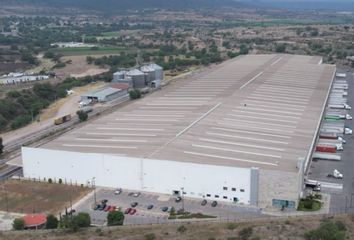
[{"xmin": 22, "ymin": 54, "xmax": 335, "ymax": 209}]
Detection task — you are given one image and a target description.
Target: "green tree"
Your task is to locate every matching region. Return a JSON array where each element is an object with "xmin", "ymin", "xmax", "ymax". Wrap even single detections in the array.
[
  {"xmin": 305, "ymin": 220, "xmax": 346, "ymax": 240},
  {"xmin": 107, "ymin": 210, "xmax": 125, "ymax": 226},
  {"xmin": 76, "ymin": 110, "xmax": 88, "ymax": 122},
  {"xmin": 129, "ymin": 89, "xmax": 141, "ymax": 100},
  {"xmin": 276, "ymin": 44, "xmax": 286, "ymax": 53},
  {"xmin": 46, "ymin": 214, "xmax": 58, "ymax": 229},
  {"xmin": 12, "ymin": 218, "xmax": 25, "ymax": 230},
  {"xmin": 0, "ymin": 137, "xmax": 3, "ymax": 155}
]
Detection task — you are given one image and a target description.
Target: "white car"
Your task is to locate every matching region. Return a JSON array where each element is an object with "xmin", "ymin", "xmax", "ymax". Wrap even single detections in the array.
[{"xmin": 114, "ymin": 188, "xmax": 122, "ymax": 195}]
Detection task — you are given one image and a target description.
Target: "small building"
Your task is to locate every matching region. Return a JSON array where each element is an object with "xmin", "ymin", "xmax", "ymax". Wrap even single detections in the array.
[
  {"xmin": 23, "ymin": 214, "xmax": 46, "ymax": 230},
  {"xmin": 81, "ymin": 86, "xmax": 128, "ymax": 103}
]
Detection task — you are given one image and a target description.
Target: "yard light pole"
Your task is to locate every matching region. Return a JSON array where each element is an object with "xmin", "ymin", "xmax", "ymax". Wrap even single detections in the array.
[
  {"xmin": 181, "ymin": 187, "xmax": 185, "ymax": 212},
  {"xmin": 2, "ymin": 185, "xmax": 8, "ymax": 212},
  {"xmin": 92, "ymin": 177, "xmax": 96, "ymax": 204}
]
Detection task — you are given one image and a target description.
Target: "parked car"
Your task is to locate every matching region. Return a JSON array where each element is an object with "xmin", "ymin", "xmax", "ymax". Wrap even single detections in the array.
[
  {"xmin": 99, "ymin": 204, "xmax": 106, "ymax": 211},
  {"xmin": 114, "ymin": 188, "xmax": 122, "ymax": 195},
  {"xmin": 93, "ymin": 204, "xmax": 100, "ymax": 210},
  {"xmin": 211, "ymin": 201, "xmax": 218, "ymax": 207},
  {"xmin": 175, "ymin": 197, "xmax": 182, "ymax": 202},
  {"xmin": 104, "ymin": 205, "xmax": 111, "ymax": 212},
  {"xmin": 109, "ymin": 206, "xmax": 116, "ymax": 212},
  {"xmin": 131, "ymin": 202, "xmax": 138, "ymax": 207},
  {"xmin": 201, "ymin": 199, "xmax": 207, "ymax": 206},
  {"xmin": 128, "ymin": 192, "xmax": 141, "ymax": 197},
  {"xmin": 147, "ymin": 204, "xmax": 154, "ymax": 210},
  {"xmin": 101, "ymin": 199, "xmax": 108, "ymax": 204},
  {"xmin": 161, "ymin": 207, "xmax": 169, "ymax": 212},
  {"xmin": 129, "ymin": 209, "xmax": 137, "ymax": 215},
  {"xmin": 124, "ymin": 208, "xmax": 132, "ymax": 214}
]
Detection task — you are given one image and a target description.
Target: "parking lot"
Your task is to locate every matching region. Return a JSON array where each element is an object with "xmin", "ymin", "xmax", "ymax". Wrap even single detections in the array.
[
  {"xmin": 74, "ymin": 188, "xmax": 262, "ymax": 226},
  {"xmin": 307, "ymin": 68, "xmax": 354, "ymax": 213}
]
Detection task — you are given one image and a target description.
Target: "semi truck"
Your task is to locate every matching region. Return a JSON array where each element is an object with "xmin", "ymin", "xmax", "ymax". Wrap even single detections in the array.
[
  {"xmin": 320, "ymin": 127, "xmax": 352, "ymax": 135},
  {"xmin": 54, "ymin": 114, "xmax": 72, "ymax": 125},
  {"xmin": 315, "ymin": 145, "xmax": 337, "ymax": 153},
  {"xmin": 304, "ymin": 179, "xmax": 321, "ymax": 191},
  {"xmin": 319, "ymin": 133, "xmax": 346, "ymax": 143},
  {"xmin": 329, "ymin": 104, "xmax": 351, "ymax": 110},
  {"xmin": 312, "ymin": 152, "xmax": 341, "ymax": 161},
  {"xmin": 324, "ymin": 114, "xmax": 352, "ymax": 120}
]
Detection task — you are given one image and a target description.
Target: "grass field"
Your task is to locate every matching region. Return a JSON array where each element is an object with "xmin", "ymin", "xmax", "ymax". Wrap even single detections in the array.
[{"xmin": 0, "ymin": 179, "xmax": 91, "ymax": 214}]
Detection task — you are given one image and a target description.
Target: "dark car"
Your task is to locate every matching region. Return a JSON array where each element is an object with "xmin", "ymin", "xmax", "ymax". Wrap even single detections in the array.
[
  {"xmin": 201, "ymin": 199, "xmax": 207, "ymax": 206},
  {"xmin": 101, "ymin": 199, "xmax": 108, "ymax": 204},
  {"xmin": 124, "ymin": 208, "xmax": 132, "ymax": 214},
  {"xmin": 147, "ymin": 204, "xmax": 154, "ymax": 210},
  {"xmin": 131, "ymin": 202, "xmax": 138, "ymax": 207},
  {"xmin": 93, "ymin": 204, "xmax": 100, "ymax": 210},
  {"xmin": 175, "ymin": 197, "xmax": 182, "ymax": 203},
  {"xmin": 99, "ymin": 204, "xmax": 106, "ymax": 211},
  {"xmin": 211, "ymin": 201, "xmax": 217, "ymax": 207},
  {"xmin": 129, "ymin": 209, "xmax": 137, "ymax": 215},
  {"xmin": 161, "ymin": 207, "xmax": 169, "ymax": 212}
]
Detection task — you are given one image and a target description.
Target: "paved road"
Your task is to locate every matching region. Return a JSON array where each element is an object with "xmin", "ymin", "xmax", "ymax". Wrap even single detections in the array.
[
  {"xmin": 307, "ymin": 67, "xmax": 354, "ymax": 214},
  {"xmin": 74, "ymin": 188, "xmax": 262, "ymax": 226}
]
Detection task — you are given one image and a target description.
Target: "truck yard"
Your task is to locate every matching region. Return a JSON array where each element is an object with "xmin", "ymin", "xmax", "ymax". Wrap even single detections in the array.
[{"xmin": 307, "ymin": 68, "xmax": 354, "ymax": 213}]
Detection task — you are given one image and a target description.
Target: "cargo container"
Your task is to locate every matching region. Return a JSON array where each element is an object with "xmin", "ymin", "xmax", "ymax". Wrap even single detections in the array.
[
  {"xmin": 312, "ymin": 152, "xmax": 341, "ymax": 161},
  {"xmin": 316, "ymin": 145, "xmax": 337, "ymax": 153},
  {"xmin": 54, "ymin": 114, "xmax": 71, "ymax": 125}
]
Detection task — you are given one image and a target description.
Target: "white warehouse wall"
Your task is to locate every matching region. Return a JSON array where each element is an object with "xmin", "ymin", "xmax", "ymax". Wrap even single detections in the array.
[{"xmin": 22, "ymin": 147, "xmax": 252, "ymax": 204}]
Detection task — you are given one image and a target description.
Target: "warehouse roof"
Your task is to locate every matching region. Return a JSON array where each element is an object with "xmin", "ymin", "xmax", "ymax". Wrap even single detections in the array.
[
  {"xmin": 41, "ymin": 54, "xmax": 335, "ymax": 172},
  {"xmin": 81, "ymin": 87, "xmax": 122, "ymax": 98}
]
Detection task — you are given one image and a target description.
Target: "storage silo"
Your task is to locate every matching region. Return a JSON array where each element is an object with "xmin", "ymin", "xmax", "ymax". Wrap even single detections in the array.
[
  {"xmin": 140, "ymin": 65, "xmax": 156, "ymax": 85},
  {"xmin": 126, "ymin": 69, "xmax": 145, "ymax": 88},
  {"xmin": 113, "ymin": 71, "xmax": 126, "ymax": 82},
  {"xmin": 149, "ymin": 63, "xmax": 163, "ymax": 81}
]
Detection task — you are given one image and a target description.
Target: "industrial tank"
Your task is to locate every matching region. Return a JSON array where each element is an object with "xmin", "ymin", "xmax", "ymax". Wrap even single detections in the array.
[
  {"xmin": 140, "ymin": 65, "xmax": 156, "ymax": 84},
  {"xmin": 149, "ymin": 63, "xmax": 163, "ymax": 81},
  {"xmin": 126, "ymin": 69, "xmax": 145, "ymax": 88}
]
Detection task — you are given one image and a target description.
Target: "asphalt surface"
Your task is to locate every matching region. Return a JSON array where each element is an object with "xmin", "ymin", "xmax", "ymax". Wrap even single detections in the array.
[
  {"xmin": 74, "ymin": 188, "xmax": 262, "ymax": 226},
  {"xmin": 307, "ymin": 67, "xmax": 354, "ymax": 214}
]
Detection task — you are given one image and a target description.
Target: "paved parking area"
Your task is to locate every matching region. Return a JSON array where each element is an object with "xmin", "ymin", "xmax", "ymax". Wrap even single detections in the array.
[
  {"xmin": 74, "ymin": 188, "xmax": 262, "ymax": 226},
  {"xmin": 307, "ymin": 68, "xmax": 354, "ymax": 213}
]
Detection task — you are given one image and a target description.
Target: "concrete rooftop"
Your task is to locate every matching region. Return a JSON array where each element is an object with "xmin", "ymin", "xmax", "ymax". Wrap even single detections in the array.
[{"xmin": 41, "ymin": 54, "xmax": 335, "ymax": 172}]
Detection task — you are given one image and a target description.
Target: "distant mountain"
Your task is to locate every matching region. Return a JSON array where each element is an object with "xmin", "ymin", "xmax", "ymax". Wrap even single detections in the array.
[{"xmin": 0, "ymin": 0, "xmax": 248, "ymax": 12}]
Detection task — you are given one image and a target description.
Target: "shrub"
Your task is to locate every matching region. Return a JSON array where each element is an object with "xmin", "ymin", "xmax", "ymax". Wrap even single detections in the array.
[
  {"xmin": 239, "ymin": 227, "xmax": 253, "ymax": 240},
  {"xmin": 145, "ymin": 233, "xmax": 156, "ymax": 240},
  {"xmin": 48, "ymin": 178, "xmax": 53, "ymax": 183},
  {"xmin": 305, "ymin": 220, "xmax": 346, "ymax": 240},
  {"xmin": 107, "ymin": 210, "xmax": 124, "ymax": 226},
  {"xmin": 12, "ymin": 218, "xmax": 25, "ymax": 230},
  {"xmin": 77, "ymin": 110, "xmax": 88, "ymax": 122},
  {"xmin": 129, "ymin": 89, "xmax": 141, "ymax": 99},
  {"xmin": 177, "ymin": 225, "xmax": 187, "ymax": 233},
  {"xmin": 227, "ymin": 222, "xmax": 238, "ymax": 230},
  {"xmin": 58, "ymin": 178, "xmax": 63, "ymax": 184},
  {"xmin": 46, "ymin": 214, "xmax": 58, "ymax": 229}
]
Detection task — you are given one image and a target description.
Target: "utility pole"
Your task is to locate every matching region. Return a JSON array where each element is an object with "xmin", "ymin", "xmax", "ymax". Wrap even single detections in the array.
[
  {"xmin": 181, "ymin": 187, "xmax": 185, "ymax": 212},
  {"xmin": 92, "ymin": 177, "xmax": 96, "ymax": 204},
  {"xmin": 2, "ymin": 185, "xmax": 9, "ymax": 212}
]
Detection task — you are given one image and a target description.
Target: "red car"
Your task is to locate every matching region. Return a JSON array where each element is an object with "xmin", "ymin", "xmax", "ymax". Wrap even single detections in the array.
[
  {"xmin": 124, "ymin": 208, "xmax": 132, "ymax": 214},
  {"xmin": 109, "ymin": 206, "xmax": 116, "ymax": 212},
  {"xmin": 129, "ymin": 209, "xmax": 137, "ymax": 215},
  {"xmin": 104, "ymin": 205, "xmax": 111, "ymax": 212}
]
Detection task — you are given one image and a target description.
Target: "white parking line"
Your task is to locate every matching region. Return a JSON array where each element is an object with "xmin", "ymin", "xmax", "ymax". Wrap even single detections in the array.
[
  {"xmin": 97, "ymin": 127, "xmax": 164, "ymax": 131},
  {"xmin": 243, "ymin": 99, "xmax": 307, "ymax": 109},
  {"xmin": 236, "ymin": 106, "xmax": 303, "ymax": 115},
  {"xmin": 247, "ymin": 96, "xmax": 309, "ymax": 104},
  {"xmin": 250, "ymin": 93, "xmax": 310, "ymax": 101},
  {"xmin": 63, "ymin": 144, "xmax": 137, "ymax": 149},
  {"xmin": 232, "ymin": 110, "xmax": 300, "ymax": 119},
  {"xmin": 227, "ymin": 114, "xmax": 298, "ymax": 124},
  {"xmin": 271, "ymin": 57, "xmax": 282, "ymax": 66},
  {"xmin": 86, "ymin": 133, "xmax": 157, "ymax": 137},
  {"xmin": 123, "ymin": 114, "xmax": 185, "ymax": 118},
  {"xmin": 253, "ymin": 90, "xmax": 311, "ymax": 98},
  {"xmin": 240, "ymin": 102, "xmax": 305, "ymax": 112},
  {"xmin": 240, "ymin": 71, "xmax": 264, "ymax": 90},
  {"xmin": 223, "ymin": 118, "xmax": 296, "ymax": 129},
  {"xmin": 146, "ymin": 103, "xmax": 204, "ymax": 106},
  {"xmin": 115, "ymin": 118, "xmax": 179, "ymax": 122},
  {"xmin": 75, "ymin": 138, "xmax": 147, "ymax": 143},
  {"xmin": 217, "ymin": 122, "xmax": 295, "ymax": 134},
  {"xmin": 199, "ymin": 138, "xmax": 286, "ymax": 151},
  {"xmin": 207, "ymin": 132, "xmax": 289, "ymax": 144},
  {"xmin": 212, "ymin": 127, "xmax": 291, "ymax": 139},
  {"xmin": 183, "ymin": 151, "xmax": 278, "ymax": 166},
  {"xmin": 192, "ymin": 144, "xmax": 282, "ymax": 158}
]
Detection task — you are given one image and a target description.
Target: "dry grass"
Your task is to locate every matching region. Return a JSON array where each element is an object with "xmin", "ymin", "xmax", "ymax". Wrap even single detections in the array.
[
  {"xmin": 0, "ymin": 179, "xmax": 91, "ymax": 214},
  {"xmin": 1, "ymin": 214, "xmax": 354, "ymax": 240}
]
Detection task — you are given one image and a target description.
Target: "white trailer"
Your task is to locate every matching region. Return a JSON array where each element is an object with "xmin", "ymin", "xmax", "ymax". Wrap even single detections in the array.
[
  {"xmin": 313, "ymin": 152, "xmax": 341, "ymax": 161},
  {"xmin": 329, "ymin": 104, "xmax": 351, "ymax": 110}
]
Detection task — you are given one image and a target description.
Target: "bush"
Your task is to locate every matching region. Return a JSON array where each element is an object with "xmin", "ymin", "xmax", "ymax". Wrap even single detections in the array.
[
  {"xmin": 107, "ymin": 210, "xmax": 124, "ymax": 226},
  {"xmin": 0, "ymin": 137, "xmax": 3, "ymax": 155},
  {"xmin": 12, "ymin": 218, "xmax": 25, "ymax": 230},
  {"xmin": 46, "ymin": 214, "xmax": 58, "ymax": 229},
  {"xmin": 72, "ymin": 212, "xmax": 91, "ymax": 228},
  {"xmin": 177, "ymin": 225, "xmax": 187, "ymax": 233},
  {"xmin": 48, "ymin": 178, "xmax": 53, "ymax": 183},
  {"xmin": 58, "ymin": 178, "xmax": 62, "ymax": 184},
  {"xmin": 227, "ymin": 222, "xmax": 238, "ymax": 230},
  {"xmin": 129, "ymin": 89, "xmax": 141, "ymax": 100},
  {"xmin": 239, "ymin": 227, "xmax": 253, "ymax": 240},
  {"xmin": 76, "ymin": 110, "xmax": 88, "ymax": 122},
  {"xmin": 305, "ymin": 220, "xmax": 346, "ymax": 240},
  {"xmin": 145, "ymin": 233, "xmax": 156, "ymax": 240}
]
